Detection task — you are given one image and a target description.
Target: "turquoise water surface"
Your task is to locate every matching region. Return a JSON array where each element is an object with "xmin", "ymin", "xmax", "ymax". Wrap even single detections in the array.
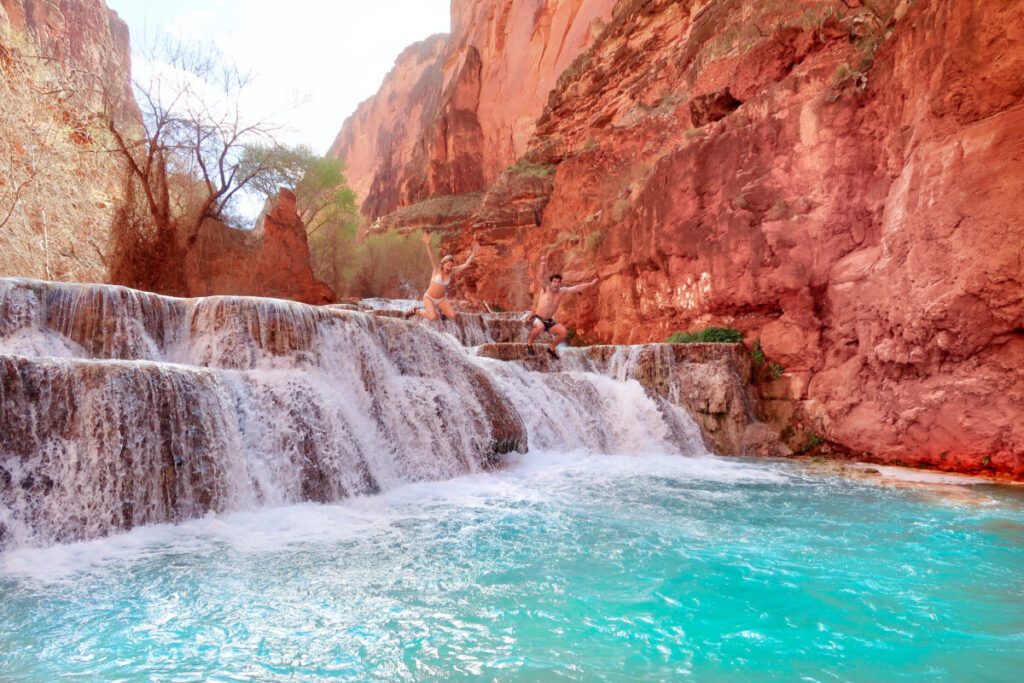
[{"xmin": 2, "ymin": 452, "xmax": 1023, "ymax": 681}]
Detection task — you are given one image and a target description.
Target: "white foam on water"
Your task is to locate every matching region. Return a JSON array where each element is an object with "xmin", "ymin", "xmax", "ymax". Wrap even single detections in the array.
[
  {"xmin": 0, "ymin": 449, "xmax": 788, "ymax": 582},
  {"xmin": 0, "ymin": 327, "xmax": 85, "ymax": 358}
]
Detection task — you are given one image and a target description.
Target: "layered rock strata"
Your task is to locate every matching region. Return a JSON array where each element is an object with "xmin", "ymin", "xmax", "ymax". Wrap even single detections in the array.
[
  {"xmin": 0, "ymin": 278, "xmax": 527, "ymax": 548},
  {"xmin": 477, "ymin": 341, "xmax": 784, "ymax": 456},
  {"xmin": 329, "ymin": 0, "xmax": 616, "ymax": 219},
  {"xmin": 2, "ymin": 279, "xmax": 754, "ymax": 548}
]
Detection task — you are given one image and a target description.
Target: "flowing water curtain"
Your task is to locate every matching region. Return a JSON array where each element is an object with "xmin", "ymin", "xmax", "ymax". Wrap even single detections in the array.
[
  {"xmin": 0, "ymin": 280, "xmax": 528, "ymax": 547},
  {"xmin": 0, "ymin": 278, "xmax": 709, "ymax": 549}
]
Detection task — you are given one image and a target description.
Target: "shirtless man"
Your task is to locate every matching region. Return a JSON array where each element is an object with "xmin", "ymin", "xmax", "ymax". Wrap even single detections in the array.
[{"xmin": 526, "ymin": 254, "xmax": 599, "ymax": 359}]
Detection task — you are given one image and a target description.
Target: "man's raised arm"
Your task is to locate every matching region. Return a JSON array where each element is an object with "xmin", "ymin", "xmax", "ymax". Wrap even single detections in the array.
[{"xmin": 565, "ymin": 276, "xmax": 600, "ymax": 294}]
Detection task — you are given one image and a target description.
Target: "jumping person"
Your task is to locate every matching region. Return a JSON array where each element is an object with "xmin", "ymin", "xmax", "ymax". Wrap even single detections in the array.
[
  {"xmin": 405, "ymin": 232, "xmax": 478, "ymax": 321},
  {"xmin": 526, "ymin": 254, "xmax": 599, "ymax": 359}
]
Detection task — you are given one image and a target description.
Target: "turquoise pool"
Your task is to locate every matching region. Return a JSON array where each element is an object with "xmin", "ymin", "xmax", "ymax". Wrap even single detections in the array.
[{"xmin": 2, "ymin": 452, "xmax": 1023, "ymax": 681}]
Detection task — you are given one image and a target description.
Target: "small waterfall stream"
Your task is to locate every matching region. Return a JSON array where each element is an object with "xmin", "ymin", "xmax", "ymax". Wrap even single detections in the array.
[{"xmin": 0, "ymin": 278, "xmax": 710, "ymax": 549}]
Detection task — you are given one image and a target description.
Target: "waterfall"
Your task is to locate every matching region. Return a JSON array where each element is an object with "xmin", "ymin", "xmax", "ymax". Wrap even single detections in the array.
[{"xmin": 0, "ymin": 278, "xmax": 710, "ymax": 550}]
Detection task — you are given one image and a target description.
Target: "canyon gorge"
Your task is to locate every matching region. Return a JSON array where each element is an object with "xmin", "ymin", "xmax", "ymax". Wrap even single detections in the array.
[
  {"xmin": 2, "ymin": 4, "xmax": 1023, "ymax": 679},
  {"xmin": 1, "ymin": 0, "xmax": 1022, "ymax": 515},
  {"xmin": 331, "ymin": 0, "xmax": 1024, "ymax": 477}
]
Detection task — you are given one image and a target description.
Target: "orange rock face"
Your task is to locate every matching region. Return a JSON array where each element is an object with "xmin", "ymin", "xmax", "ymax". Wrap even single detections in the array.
[
  {"xmin": 352, "ymin": 0, "xmax": 1022, "ymax": 476},
  {"xmin": 0, "ymin": 0, "xmax": 132, "ymax": 89},
  {"xmin": 329, "ymin": 0, "xmax": 616, "ymax": 219},
  {"xmin": 0, "ymin": 0, "xmax": 134, "ymax": 282},
  {"xmin": 184, "ymin": 189, "xmax": 335, "ymax": 305}
]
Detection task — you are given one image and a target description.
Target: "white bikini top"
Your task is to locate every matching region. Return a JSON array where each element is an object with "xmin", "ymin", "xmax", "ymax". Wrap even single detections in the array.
[{"xmin": 433, "ymin": 272, "xmax": 451, "ymax": 287}]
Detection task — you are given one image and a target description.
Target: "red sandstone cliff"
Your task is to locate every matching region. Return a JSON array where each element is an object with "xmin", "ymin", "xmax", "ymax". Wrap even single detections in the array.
[
  {"xmin": 0, "ymin": 0, "xmax": 133, "ymax": 282},
  {"xmin": 329, "ymin": 0, "xmax": 616, "ymax": 219},
  {"xmin": 184, "ymin": 189, "xmax": 336, "ymax": 305},
  {"xmin": 346, "ymin": 0, "xmax": 1024, "ymax": 477}
]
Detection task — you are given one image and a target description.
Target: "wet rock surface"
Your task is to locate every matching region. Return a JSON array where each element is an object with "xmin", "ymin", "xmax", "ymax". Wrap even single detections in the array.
[
  {"xmin": 477, "ymin": 341, "xmax": 785, "ymax": 456},
  {"xmin": 0, "ymin": 278, "xmax": 787, "ymax": 547}
]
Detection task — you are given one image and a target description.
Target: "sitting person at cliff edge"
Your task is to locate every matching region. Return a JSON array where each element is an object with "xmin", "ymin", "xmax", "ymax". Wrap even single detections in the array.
[
  {"xmin": 405, "ymin": 231, "xmax": 478, "ymax": 321},
  {"xmin": 526, "ymin": 254, "xmax": 599, "ymax": 359}
]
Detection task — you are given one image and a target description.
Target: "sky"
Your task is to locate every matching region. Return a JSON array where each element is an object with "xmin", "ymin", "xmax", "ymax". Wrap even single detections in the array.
[{"xmin": 105, "ymin": 0, "xmax": 451, "ymax": 154}]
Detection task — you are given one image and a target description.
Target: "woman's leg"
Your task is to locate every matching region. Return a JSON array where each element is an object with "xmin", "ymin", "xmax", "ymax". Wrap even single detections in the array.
[
  {"xmin": 437, "ymin": 298, "xmax": 458, "ymax": 321},
  {"xmin": 417, "ymin": 295, "xmax": 440, "ymax": 320}
]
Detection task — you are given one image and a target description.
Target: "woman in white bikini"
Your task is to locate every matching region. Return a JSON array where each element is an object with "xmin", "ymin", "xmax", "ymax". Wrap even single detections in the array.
[{"xmin": 406, "ymin": 232, "xmax": 478, "ymax": 321}]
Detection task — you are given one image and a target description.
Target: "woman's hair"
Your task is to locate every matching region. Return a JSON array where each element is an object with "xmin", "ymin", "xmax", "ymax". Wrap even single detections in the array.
[{"xmin": 440, "ymin": 255, "xmax": 455, "ymax": 264}]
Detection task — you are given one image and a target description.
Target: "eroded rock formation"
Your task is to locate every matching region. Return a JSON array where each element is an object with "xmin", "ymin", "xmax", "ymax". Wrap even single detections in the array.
[
  {"xmin": 185, "ymin": 189, "xmax": 336, "ymax": 305},
  {"xmin": 341, "ymin": 0, "xmax": 1024, "ymax": 477}
]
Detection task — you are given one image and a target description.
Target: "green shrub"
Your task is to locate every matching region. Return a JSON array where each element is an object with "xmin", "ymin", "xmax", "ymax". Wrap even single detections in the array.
[
  {"xmin": 797, "ymin": 432, "xmax": 825, "ymax": 454},
  {"xmin": 585, "ymin": 230, "xmax": 606, "ymax": 252},
  {"xmin": 751, "ymin": 339, "xmax": 765, "ymax": 368},
  {"xmin": 506, "ymin": 158, "xmax": 556, "ymax": 178},
  {"xmin": 771, "ymin": 362, "xmax": 784, "ymax": 379},
  {"xmin": 666, "ymin": 327, "xmax": 744, "ymax": 344}
]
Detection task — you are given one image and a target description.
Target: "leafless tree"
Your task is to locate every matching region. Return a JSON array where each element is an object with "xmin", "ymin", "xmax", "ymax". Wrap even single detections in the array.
[{"xmin": 96, "ymin": 36, "xmax": 302, "ymax": 292}]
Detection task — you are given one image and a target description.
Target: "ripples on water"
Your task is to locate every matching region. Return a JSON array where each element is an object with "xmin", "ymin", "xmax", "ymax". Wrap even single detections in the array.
[{"xmin": 2, "ymin": 452, "xmax": 1023, "ymax": 682}]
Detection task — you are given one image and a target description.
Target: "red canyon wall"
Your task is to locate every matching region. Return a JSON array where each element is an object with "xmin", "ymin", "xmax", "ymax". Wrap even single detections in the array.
[
  {"xmin": 0, "ymin": 0, "xmax": 133, "ymax": 282},
  {"xmin": 343, "ymin": 0, "xmax": 1024, "ymax": 477},
  {"xmin": 184, "ymin": 189, "xmax": 336, "ymax": 305},
  {"xmin": 329, "ymin": 0, "xmax": 616, "ymax": 219}
]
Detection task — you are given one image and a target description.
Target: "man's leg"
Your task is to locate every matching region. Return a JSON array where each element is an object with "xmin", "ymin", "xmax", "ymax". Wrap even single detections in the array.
[
  {"xmin": 548, "ymin": 323, "xmax": 568, "ymax": 358},
  {"xmin": 526, "ymin": 318, "xmax": 544, "ymax": 354}
]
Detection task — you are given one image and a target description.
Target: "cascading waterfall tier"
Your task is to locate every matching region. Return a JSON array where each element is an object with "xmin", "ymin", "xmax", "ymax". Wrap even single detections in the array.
[{"xmin": 0, "ymin": 278, "xmax": 709, "ymax": 549}]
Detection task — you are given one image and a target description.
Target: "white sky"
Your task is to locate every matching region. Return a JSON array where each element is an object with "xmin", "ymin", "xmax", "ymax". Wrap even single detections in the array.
[{"xmin": 106, "ymin": 0, "xmax": 451, "ymax": 154}]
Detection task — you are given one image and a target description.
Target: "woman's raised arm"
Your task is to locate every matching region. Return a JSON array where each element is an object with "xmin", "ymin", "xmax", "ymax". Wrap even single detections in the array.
[
  {"xmin": 453, "ymin": 239, "xmax": 479, "ymax": 273},
  {"xmin": 421, "ymin": 231, "xmax": 439, "ymax": 270}
]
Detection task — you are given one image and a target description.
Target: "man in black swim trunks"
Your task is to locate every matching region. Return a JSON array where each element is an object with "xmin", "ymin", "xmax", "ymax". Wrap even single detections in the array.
[{"xmin": 526, "ymin": 254, "xmax": 599, "ymax": 359}]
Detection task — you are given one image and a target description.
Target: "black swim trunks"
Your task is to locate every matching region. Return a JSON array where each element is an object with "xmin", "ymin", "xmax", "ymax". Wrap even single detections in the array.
[{"xmin": 531, "ymin": 315, "xmax": 557, "ymax": 332}]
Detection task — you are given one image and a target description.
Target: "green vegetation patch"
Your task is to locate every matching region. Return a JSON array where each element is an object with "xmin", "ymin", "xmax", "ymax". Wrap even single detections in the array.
[
  {"xmin": 751, "ymin": 339, "xmax": 766, "ymax": 369},
  {"xmin": 384, "ymin": 193, "xmax": 484, "ymax": 224},
  {"xmin": 506, "ymin": 159, "xmax": 557, "ymax": 178},
  {"xmin": 666, "ymin": 327, "xmax": 744, "ymax": 344},
  {"xmin": 797, "ymin": 432, "xmax": 825, "ymax": 454}
]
